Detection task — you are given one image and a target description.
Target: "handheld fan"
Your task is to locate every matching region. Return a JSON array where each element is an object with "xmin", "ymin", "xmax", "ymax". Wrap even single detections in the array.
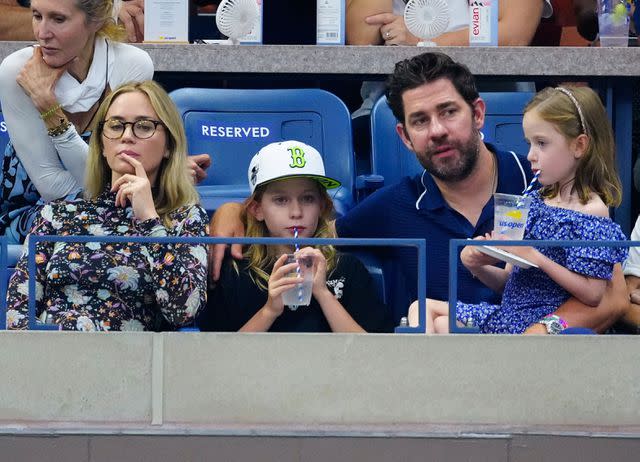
[
  {"xmin": 215, "ymin": 0, "xmax": 259, "ymax": 45},
  {"xmin": 404, "ymin": 0, "xmax": 449, "ymax": 47}
]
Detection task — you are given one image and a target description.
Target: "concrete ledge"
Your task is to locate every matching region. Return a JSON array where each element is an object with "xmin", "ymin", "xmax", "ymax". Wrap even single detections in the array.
[
  {"xmin": 0, "ymin": 42, "xmax": 639, "ymax": 76},
  {"xmin": 0, "ymin": 332, "xmax": 638, "ymax": 433},
  {"xmin": 0, "ymin": 332, "xmax": 152, "ymax": 423}
]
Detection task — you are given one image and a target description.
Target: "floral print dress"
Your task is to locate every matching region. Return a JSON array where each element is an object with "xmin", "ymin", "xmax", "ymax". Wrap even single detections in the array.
[{"xmin": 6, "ymin": 191, "xmax": 209, "ymax": 331}]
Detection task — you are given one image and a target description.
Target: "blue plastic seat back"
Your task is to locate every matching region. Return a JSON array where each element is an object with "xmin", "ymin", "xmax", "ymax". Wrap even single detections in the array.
[
  {"xmin": 0, "ymin": 111, "xmax": 8, "ymax": 156},
  {"xmin": 369, "ymin": 92, "xmax": 534, "ymax": 187},
  {"xmin": 344, "ymin": 250, "xmax": 387, "ymax": 305},
  {"xmin": 169, "ymin": 88, "xmax": 356, "ymax": 217}
]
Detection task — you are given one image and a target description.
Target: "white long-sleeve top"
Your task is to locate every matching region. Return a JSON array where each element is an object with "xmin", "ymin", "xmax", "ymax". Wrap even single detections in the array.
[{"xmin": 0, "ymin": 40, "xmax": 153, "ymax": 202}]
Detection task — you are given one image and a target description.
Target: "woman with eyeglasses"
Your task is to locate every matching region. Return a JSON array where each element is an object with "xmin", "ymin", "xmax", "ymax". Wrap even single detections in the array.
[
  {"xmin": 0, "ymin": 0, "xmax": 154, "ymax": 244},
  {"xmin": 6, "ymin": 80, "xmax": 209, "ymax": 331}
]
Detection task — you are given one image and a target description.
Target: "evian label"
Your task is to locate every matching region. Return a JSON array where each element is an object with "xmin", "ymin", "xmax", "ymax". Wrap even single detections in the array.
[{"xmin": 469, "ymin": 0, "xmax": 498, "ymax": 46}]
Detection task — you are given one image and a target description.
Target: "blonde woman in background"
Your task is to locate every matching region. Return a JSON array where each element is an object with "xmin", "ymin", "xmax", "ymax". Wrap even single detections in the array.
[{"xmin": 0, "ymin": 0, "xmax": 153, "ymax": 243}]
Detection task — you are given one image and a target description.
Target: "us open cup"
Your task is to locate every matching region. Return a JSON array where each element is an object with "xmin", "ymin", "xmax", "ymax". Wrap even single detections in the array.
[{"xmin": 493, "ymin": 193, "xmax": 532, "ymax": 240}]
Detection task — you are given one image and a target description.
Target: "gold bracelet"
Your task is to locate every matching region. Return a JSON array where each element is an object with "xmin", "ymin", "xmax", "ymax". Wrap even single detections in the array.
[
  {"xmin": 40, "ymin": 103, "xmax": 62, "ymax": 121},
  {"xmin": 47, "ymin": 118, "xmax": 71, "ymax": 137}
]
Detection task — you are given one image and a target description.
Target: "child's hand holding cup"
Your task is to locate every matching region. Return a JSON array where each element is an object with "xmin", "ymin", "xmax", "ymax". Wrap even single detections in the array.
[{"xmin": 281, "ymin": 254, "xmax": 315, "ymax": 309}]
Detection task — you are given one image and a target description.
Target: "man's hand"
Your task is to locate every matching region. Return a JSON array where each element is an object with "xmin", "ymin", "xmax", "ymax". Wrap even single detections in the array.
[
  {"xmin": 118, "ymin": 0, "xmax": 144, "ymax": 43},
  {"xmin": 208, "ymin": 202, "xmax": 245, "ymax": 283},
  {"xmin": 460, "ymin": 233, "xmax": 499, "ymax": 272},
  {"xmin": 188, "ymin": 153, "xmax": 212, "ymax": 184}
]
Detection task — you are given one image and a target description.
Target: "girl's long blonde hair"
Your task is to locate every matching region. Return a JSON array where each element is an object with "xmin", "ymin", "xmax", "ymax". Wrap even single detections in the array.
[
  {"xmin": 85, "ymin": 80, "xmax": 199, "ymax": 224},
  {"xmin": 524, "ymin": 86, "xmax": 621, "ymax": 207},
  {"xmin": 240, "ymin": 180, "xmax": 337, "ymax": 290}
]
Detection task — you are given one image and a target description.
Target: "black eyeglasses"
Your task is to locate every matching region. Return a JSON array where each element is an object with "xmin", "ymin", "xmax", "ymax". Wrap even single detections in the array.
[{"xmin": 101, "ymin": 118, "xmax": 165, "ymax": 140}]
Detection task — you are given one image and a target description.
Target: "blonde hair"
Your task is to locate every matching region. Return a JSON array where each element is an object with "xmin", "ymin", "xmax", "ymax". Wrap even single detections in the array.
[
  {"xmin": 524, "ymin": 86, "xmax": 621, "ymax": 207},
  {"xmin": 77, "ymin": 0, "xmax": 127, "ymax": 41},
  {"xmin": 240, "ymin": 180, "xmax": 337, "ymax": 290},
  {"xmin": 85, "ymin": 80, "xmax": 199, "ymax": 224}
]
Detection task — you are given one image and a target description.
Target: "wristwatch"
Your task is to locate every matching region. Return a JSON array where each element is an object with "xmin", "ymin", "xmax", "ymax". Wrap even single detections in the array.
[{"xmin": 537, "ymin": 315, "xmax": 568, "ymax": 335}]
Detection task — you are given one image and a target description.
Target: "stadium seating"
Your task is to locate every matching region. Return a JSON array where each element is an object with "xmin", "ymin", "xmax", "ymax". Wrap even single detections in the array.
[
  {"xmin": 358, "ymin": 92, "xmax": 534, "ymax": 197},
  {"xmin": 169, "ymin": 88, "xmax": 356, "ymax": 217}
]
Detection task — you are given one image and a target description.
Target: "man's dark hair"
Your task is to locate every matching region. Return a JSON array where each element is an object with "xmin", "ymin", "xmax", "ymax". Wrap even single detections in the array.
[{"xmin": 386, "ymin": 52, "xmax": 479, "ymax": 123}]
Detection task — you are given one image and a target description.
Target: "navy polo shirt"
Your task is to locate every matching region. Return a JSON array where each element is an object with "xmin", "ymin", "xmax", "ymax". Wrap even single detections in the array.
[{"xmin": 336, "ymin": 146, "xmax": 532, "ymax": 320}]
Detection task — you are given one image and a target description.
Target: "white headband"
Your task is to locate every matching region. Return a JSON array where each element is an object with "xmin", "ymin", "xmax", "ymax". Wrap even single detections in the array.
[{"xmin": 555, "ymin": 87, "xmax": 587, "ymax": 134}]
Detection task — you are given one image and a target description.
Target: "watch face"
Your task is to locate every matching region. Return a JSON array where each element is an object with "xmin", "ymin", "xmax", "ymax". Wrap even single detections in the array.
[
  {"xmin": 548, "ymin": 322, "xmax": 562, "ymax": 334},
  {"xmin": 544, "ymin": 319, "xmax": 563, "ymax": 335}
]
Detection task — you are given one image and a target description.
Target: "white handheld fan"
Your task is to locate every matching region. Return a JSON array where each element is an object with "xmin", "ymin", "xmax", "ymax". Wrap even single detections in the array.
[
  {"xmin": 215, "ymin": 0, "xmax": 259, "ymax": 45},
  {"xmin": 404, "ymin": 0, "xmax": 450, "ymax": 47}
]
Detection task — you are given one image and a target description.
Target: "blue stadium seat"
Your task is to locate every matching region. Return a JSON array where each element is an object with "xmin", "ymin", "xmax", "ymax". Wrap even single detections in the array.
[
  {"xmin": 0, "ymin": 111, "xmax": 8, "ymax": 156},
  {"xmin": 169, "ymin": 88, "xmax": 356, "ymax": 217},
  {"xmin": 359, "ymin": 92, "xmax": 534, "ymax": 196},
  {"xmin": 345, "ymin": 251, "xmax": 387, "ymax": 305}
]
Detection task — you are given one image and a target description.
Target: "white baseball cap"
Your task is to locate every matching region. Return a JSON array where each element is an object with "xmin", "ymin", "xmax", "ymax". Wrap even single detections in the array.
[{"xmin": 248, "ymin": 140, "xmax": 341, "ymax": 193}]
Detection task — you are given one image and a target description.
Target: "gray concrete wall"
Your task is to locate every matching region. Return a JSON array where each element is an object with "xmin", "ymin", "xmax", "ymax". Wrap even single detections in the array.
[
  {"xmin": 0, "ymin": 332, "xmax": 639, "ymax": 433},
  {"xmin": 0, "ymin": 42, "xmax": 639, "ymax": 76}
]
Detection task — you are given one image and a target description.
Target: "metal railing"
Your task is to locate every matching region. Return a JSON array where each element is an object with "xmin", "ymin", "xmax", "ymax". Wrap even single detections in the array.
[{"xmin": 17, "ymin": 235, "xmax": 427, "ymax": 333}]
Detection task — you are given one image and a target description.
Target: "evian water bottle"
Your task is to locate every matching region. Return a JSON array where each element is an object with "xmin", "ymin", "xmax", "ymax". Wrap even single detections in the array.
[{"xmin": 469, "ymin": 0, "xmax": 498, "ymax": 46}]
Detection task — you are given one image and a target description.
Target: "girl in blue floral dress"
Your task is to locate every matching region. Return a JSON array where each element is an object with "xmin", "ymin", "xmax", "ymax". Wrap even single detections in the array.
[
  {"xmin": 419, "ymin": 86, "xmax": 628, "ymax": 334},
  {"xmin": 6, "ymin": 81, "xmax": 208, "ymax": 331}
]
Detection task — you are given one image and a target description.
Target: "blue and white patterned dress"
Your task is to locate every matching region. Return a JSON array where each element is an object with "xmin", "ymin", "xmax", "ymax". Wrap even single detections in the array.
[{"xmin": 456, "ymin": 191, "xmax": 628, "ymax": 334}]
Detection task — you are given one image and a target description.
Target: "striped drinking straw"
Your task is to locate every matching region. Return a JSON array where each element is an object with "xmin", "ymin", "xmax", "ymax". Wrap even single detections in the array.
[
  {"xmin": 522, "ymin": 170, "xmax": 540, "ymax": 196},
  {"xmin": 517, "ymin": 170, "xmax": 540, "ymax": 207},
  {"xmin": 293, "ymin": 227, "xmax": 303, "ymax": 305}
]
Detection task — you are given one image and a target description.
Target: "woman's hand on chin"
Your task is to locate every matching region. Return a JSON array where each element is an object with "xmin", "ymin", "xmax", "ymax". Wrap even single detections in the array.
[
  {"xmin": 111, "ymin": 154, "xmax": 159, "ymax": 222},
  {"xmin": 16, "ymin": 47, "xmax": 70, "ymax": 113}
]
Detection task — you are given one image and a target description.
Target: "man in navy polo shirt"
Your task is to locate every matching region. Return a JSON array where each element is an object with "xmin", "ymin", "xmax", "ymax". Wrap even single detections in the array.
[
  {"xmin": 209, "ymin": 52, "xmax": 628, "ymax": 333},
  {"xmin": 336, "ymin": 53, "xmax": 531, "ymax": 319}
]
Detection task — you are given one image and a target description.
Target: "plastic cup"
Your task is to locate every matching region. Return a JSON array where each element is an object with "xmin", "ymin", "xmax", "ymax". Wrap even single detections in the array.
[
  {"xmin": 598, "ymin": 0, "xmax": 630, "ymax": 47},
  {"xmin": 281, "ymin": 254, "xmax": 314, "ymax": 308},
  {"xmin": 493, "ymin": 193, "xmax": 532, "ymax": 240}
]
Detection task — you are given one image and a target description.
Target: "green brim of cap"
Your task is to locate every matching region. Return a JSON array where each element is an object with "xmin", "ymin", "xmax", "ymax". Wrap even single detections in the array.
[{"xmin": 258, "ymin": 174, "xmax": 341, "ymax": 190}]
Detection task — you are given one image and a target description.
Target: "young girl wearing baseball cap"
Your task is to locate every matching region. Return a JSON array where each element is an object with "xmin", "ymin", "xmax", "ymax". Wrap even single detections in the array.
[{"xmin": 198, "ymin": 140, "xmax": 393, "ymax": 333}]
